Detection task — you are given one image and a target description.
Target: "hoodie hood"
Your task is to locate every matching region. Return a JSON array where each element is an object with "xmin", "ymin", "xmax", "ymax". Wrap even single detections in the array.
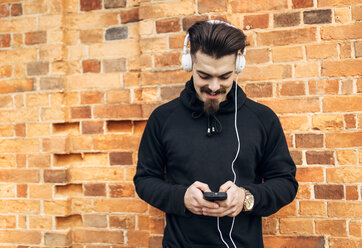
[{"xmin": 180, "ymin": 77, "xmax": 247, "ymax": 136}]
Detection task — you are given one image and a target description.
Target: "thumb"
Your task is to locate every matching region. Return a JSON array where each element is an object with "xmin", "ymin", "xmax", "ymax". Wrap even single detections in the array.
[{"xmin": 194, "ymin": 181, "xmax": 212, "ymax": 193}]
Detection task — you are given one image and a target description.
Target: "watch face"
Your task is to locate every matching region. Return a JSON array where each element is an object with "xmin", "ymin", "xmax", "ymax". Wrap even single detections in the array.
[{"xmin": 245, "ymin": 195, "xmax": 254, "ymax": 211}]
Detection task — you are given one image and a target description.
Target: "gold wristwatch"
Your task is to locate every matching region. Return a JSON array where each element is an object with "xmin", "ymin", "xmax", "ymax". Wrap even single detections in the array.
[{"xmin": 241, "ymin": 187, "xmax": 254, "ymax": 212}]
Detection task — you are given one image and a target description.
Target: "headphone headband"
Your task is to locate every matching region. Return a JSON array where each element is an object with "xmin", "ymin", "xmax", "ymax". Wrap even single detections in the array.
[{"xmin": 182, "ymin": 20, "xmax": 246, "ymax": 73}]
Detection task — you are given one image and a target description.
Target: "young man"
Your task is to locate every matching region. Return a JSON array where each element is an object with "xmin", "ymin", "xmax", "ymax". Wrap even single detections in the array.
[{"xmin": 134, "ymin": 21, "xmax": 298, "ymax": 247}]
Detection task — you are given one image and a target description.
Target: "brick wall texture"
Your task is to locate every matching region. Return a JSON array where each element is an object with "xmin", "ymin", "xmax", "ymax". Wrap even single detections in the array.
[{"xmin": 0, "ymin": 0, "xmax": 361, "ymax": 247}]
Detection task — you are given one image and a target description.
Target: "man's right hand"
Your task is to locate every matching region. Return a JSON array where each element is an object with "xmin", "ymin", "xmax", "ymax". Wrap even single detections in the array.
[{"xmin": 184, "ymin": 181, "xmax": 219, "ymax": 215}]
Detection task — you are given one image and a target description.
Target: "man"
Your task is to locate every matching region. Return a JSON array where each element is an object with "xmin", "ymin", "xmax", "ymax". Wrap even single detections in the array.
[{"xmin": 134, "ymin": 20, "xmax": 298, "ymax": 247}]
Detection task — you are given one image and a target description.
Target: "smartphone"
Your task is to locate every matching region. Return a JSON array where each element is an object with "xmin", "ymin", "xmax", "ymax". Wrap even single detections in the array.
[{"xmin": 204, "ymin": 192, "xmax": 227, "ymax": 202}]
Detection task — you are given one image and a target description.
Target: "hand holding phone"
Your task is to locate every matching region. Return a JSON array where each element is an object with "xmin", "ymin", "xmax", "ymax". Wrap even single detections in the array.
[{"xmin": 204, "ymin": 192, "xmax": 227, "ymax": 202}]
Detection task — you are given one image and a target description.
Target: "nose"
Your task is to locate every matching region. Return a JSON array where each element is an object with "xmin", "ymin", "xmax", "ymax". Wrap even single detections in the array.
[{"xmin": 208, "ymin": 78, "xmax": 220, "ymax": 92}]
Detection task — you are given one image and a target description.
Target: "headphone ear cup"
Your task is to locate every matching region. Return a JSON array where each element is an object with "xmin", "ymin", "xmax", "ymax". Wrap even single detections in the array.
[
  {"xmin": 182, "ymin": 53, "xmax": 193, "ymax": 72},
  {"xmin": 235, "ymin": 54, "xmax": 245, "ymax": 73}
]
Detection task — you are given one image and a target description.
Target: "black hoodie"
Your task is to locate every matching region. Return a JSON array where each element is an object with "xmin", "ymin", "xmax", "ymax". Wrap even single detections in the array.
[{"xmin": 134, "ymin": 78, "xmax": 298, "ymax": 247}]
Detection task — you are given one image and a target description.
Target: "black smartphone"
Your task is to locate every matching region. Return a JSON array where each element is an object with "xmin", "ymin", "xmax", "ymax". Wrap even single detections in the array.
[{"xmin": 204, "ymin": 192, "xmax": 227, "ymax": 202}]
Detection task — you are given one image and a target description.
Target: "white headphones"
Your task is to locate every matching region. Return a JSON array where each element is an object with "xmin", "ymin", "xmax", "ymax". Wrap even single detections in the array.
[{"xmin": 182, "ymin": 20, "xmax": 246, "ymax": 74}]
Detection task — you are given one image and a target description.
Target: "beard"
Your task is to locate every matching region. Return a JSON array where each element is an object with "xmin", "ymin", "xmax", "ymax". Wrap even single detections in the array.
[{"xmin": 201, "ymin": 86, "xmax": 227, "ymax": 116}]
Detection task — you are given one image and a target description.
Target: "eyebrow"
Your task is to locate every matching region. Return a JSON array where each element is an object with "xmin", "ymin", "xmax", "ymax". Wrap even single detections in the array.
[{"xmin": 196, "ymin": 70, "xmax": 233, "ymax": 77}]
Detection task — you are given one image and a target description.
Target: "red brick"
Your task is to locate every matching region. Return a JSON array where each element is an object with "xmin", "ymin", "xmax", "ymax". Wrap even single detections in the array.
[
  {"xmin": 84, "ymin": 183, "xmax": 106, "ymax": 196},
  {"xmin": 156, "ymin": 18, "xmax": 181, "ymax": 33},
  {"xmin": 346, "ymin": 185, "xmax": 359, "ymax": 200},
  {"xmin": 0, "ymin": 65, "xmax": 12, "ymax": 78},
  {"xmin": 279, "ymin": 217, "xmax": 314, "ymax": 234},
  {"xmin": 94, "ymin": 105, "xmax": 142, "ymax": 119},
  {"xmin": 318, "ymin": 0, "xmax": 361, "ymax": 7},
  {"xmin": 329, "ymin": 238, "xmax": 362, "ymax": 248},
  {"xmin": 241, "ymin": 64, "xmax": 292, "ymax": 81},
  {"xmin": 344, "ymin": 114, "xmax": 356, "ymax": 129},
  {"xmin": 27, "ymin": 61, "xmax": 49, "ymax": 76},
  {"xmin": 82, "ymin": 121, "xmax": 104, "ymax": 134},
  {"xmin": 169, "ymin": 33, "xmax": 185, "ymax": 49},
  {"xmin": 321, "ymin": 23, "xmax": 362, "ymax": 40},
  {"xmin": 349, "ymin": 221, "xmax": 362, "ymax": 237},
  {"xmin": 107, "ymin": 89, "xmax": 130, "ymax": 104},
  {"xmin": 0, "ymin": 34, "xmax": 11, "ymax": 48},
  {"xmin": 258, "ymin": 98, "xmax": 320, "ymax": 114},
  {"xmin": 279, "ymin": 81, "xmax": 305, "ymax": 96},
  {"xmin": 315, "ymin": 219, "xmax": 347, "ymax": 236},
  {"xmin": 315, "ymin": 184, "xmax": 344, "ymax": 199},
  {"xmin": 306, "ymin": 43, "xmax": 338, "ymax": 59},
  {"xmin": 231, "ymin": 0, "xmax": 288, "ymax": 13},
  {"xmin": 0, "ymin": 230, "xmax": 42, "ymax": 244},
  {"xmin": 73, "ymin": 230, "xmax": 124, "ymax": 243},
  {"xmin": 44, "ymin": 232, "xmax": 71, "ymax": 246},
  {"xmin": 109, "ymin": 215, "xmax": 135, "ymax": 229},
  {"xmin": 17, "ymin": 184, "xmax": 27, "ymax": 198},
  {"xmin": 292, "ymin": 0, "xmax": 313, "ymax": 8},
  {"xmin": 80, "ymin": 29, "xmax": 103, "ymax": 44},
  {"xmin": 304, "ymin": 9, "xmax": 332, "ymax": 24},
  {"xmin": 296, "ymin": 183, "xmax": 311, "ymax": 199},
  {"xmin": 55, "ymin": 184, "xmax": 83, "ymax": 197},
  {"xmin": 109, "ymin": 183, "xmax": 135, "ymax": 197},
  {"xmin": 155, "ymin": 52, "xmax": 181, "ymax": 67},
  {"xmin": 80, "ymin": 0, "xmax": 102, "ymax": 11},
  {"xmin": 326, "ymin": 132, "xmax": 362, "ymax": 148},
  {"xmin": 355, "ymin": 41, "xmax": 362, "ymax": 58},
  {"xmin": 352, "ymin": 5, "xmax": 362, "ymax": 21},
  {"xmin": 105, "ymin": 0, "xmax": 126, "ymax": 9},
  {"xmin": 103, "ymin": 58, "xmax": 126, "ymax": 73},
  {"xmin": 322, "ymin": 59, "xmax": 362, "ymax": 77},
  {"xmin": 120, "ymin": 8, "xmax": 139, "ymax": 24},
  {"xmin": 295, "ymin": 134, "xmax": 323, "ymax": 148},
  {"xmin": 340, "ymin": 42, "xmax": 351, "ymax": 58},
  {"xmin": 107, "ymin": 120, "xmax": 133, "ymax": 133},
  {"xmin": 262, "ymin": 217, "xmax": 277, "ymax": 234},
  {"xmin": 11, "ymin": 3, "xmax": 22, "ymax": 16},
  {"xmin": 93, "ymin": 199, "xmax": 148, "ymax": 213},
  {"xmin": 244, "ymin": 83, "xmax": 273, "ymax": 98},
  {"xmin": 198, "ymin": 0, "xmax": 226, "ymax": 13},
  {"xmin": 83, "ymin": 215, "xmax": 107, "ymax": 228},
  {"xmin": 80, "ymin": 91, "xmax": 104, "ymax": 104},
  {"xmin": 244, "ymin": 14, "xmax": 269, "ymax": 29},
  {"xmin": 25, "ymin": 31, "xmax": 46, "ymax": 45},
  {"xmin": 52, "ymin": 123, "xmax": 79, "ymax": 135},
  {"xmin": 14, "ymin": 123, "xmax": 25, "ymax": 137},
  {"xmin": 272, "ymin": 46, "xmax": 303, "ymax": 62},
  {"xmin": 299, "ymin": 200, "xmax": 326, "ymax": 216},
  {"xmin": 44, "ymin": 169, "xmax": 68, "ymax": 183},
  {"xmin": 149, "ymin": 236, "xmax": 163, "ymax": 248},
  {"xmin": 138, "ymin": 1, "xmax": 194, "ymax": 20},
  {"xmin": 296, "ymin": 167, "xmax": 324, "ymax": 182},
  {"xmin": 82, "ymin": 60, "xmax": 100, "ymax": 73},
  {"xmin": 109, "ymin": 152, "xmax": 133, "ymax": 165},
  {"xmin": 161, "ymin": 86, "xmax": 184, "ymax": 101},
  {"xmin": 257, "ymin": 28, "xmax": 316, "ymax": 46},
  {"xmin": 56, "ymin": 215, "xmax": 83, "ymax": 229},
  {"xmin": 0, "ymin": 4, "xmax": 9, "ymax": 18}
]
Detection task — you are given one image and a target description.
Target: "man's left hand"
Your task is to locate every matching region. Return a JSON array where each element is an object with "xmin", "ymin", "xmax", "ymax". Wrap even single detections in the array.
[{"xmin": 201, "ymin": 181, "xmax": 245, "ymax": 217}]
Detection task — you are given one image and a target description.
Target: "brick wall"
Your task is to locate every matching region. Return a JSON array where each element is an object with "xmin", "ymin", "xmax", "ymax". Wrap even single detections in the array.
[{"xmin": 0, "ymin": 0, "xmax": 361, "ymax": 247}]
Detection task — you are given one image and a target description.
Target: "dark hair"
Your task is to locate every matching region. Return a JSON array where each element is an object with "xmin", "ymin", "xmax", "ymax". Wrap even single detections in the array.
[{"xmin": 188, "ymin": 21, "xmax": 246, "ymax": 59}]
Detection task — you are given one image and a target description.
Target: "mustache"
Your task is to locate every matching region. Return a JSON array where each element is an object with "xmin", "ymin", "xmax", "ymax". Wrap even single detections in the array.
[{"xmin": 200, "ymin": 86, "xmax": 227, "ymax": 95}]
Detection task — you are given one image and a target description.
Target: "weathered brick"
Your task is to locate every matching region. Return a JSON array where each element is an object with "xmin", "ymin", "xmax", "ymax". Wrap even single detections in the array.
[
  {"xmin": 244, "ymin": 48, "xmax": 270, "ymax": 64},
  {"xmin": 318, "ymin": 0, "xmax": 361, "ymax": 7},
  {"xmin": 0, "ymin": 199, "xmax": 40, "ymax": 214},
  {"xmin": 315, "ymin": 184, "xmax": 344, "ymax": 199},
  {"xmin": 323, "ymin": 95, "xmax": 362, "ymax": 112},
  {"xmin": 243, "ymin": 83, "xmax": 273, "ymax": 98},
  {"xmin": 17, "ymin": 184, "xmax": 27, "ymax": 198},
  {"xmin": 155, "ymin": 52, "xmax": 181, "ymax": 68},
  {"xmin": 84, "ymin": 183, "xmax": 106, "ymax": 196},
  {"xmin": 71, "ymin": 106, "xmax": 91, "ymax": 119},
  {"xmin": 309, "ymin": 79, "xmax": 338, "ymax": 95},
  {"xmin": 169, "ymin": 33, "xmax": 185, "ymax": 49},
  {"xmin": 292, "ymin": 0, "xmax": 313, "ymax": 8},
  {"xmin": 244, "ymin": 14, "xmax": 269, "ymax": 29},
  {"xmin": 312, "ymin": 114, "xmax": 344, "ymax": 131},
  {"xmin": 326, "ymin": 167, "xmax": 361, "ymax": 183},
  {"xmin": 273, "ymin": 201, "xmax": 297, "ymax": 216},
  {"xmin": 272, "ymin": 46, "xmax": 303, "ymax": 62},
  {"xmin": 349, "ymin": 221, "xmax": 362, "ymax": 237},
  {"xmin": 29, "ymin": 216, "xmax": 52, "ymax": 229},
  {"xmin": 44, "ymin": 199, "xmax": 71, "ymax": 215},
  {"xmin": 328, "ymin": 202, "xmax": 362, "ymax": 218},
  {"xmin": 279, "ymin": 115, "xmax": 309, "ymax": 132},
  {"xmin": 316, "ymin": 219, "xmax": 347, "ymax": 236},
  {"xmin": 105, "ymin": 27, "xmax": 128, "ymax": 40},
  {"xmin": 140, "ymin": 36, "xmax": 168, "ymax": 53},
  {"xmin": 73, "ymin": 230, "xmax": 124, "ymax": 243},
  {"xmin": 340, "ymin": 42, "xmax": 352, "ymax": 58},
  {"xmin": 93, "ymin": 135, "xmax": 140, "ymax": 151},
  {"xmin": 120, "ymin": 8, "xmax": 139, "ymax": 24},
  {"xmin": 82, "ymin": 59, "xmax": 100, "ymax": 73},
  {"xmin": 321, "ymin": 23, "xmax": 362, "ymax": 40},
  {"xmin": 93, "ymin": 199, "xmax": 148, "ymax": 213},
  {"xmin": 107, "ymin": 120, "xmax": 133, "ymax": 133},
  {"xmin": 141, "ymin": 70, "xmax": 190, "ymax": 85},
  {"xmin": 0, "ymin": 230, "xmax": 41, "ymax": 244},
  {"xmin": 109, "ymin": 215, "xmax": 135, "ymax": 229},
  {"xmin": 28, "ymin": 154, "xmax": 51, "ymax": 168},
  {"xmin": 81, "ymin": 91, "xmax": 104, "ymax": 104},
  {"xmin": 56, "ymin": 215, "xmax": 83, "ymax": 229},
  {"xmin": 40, "ymin": 77, "xmax": 64, "ymax": 90},
  {"xmin": 182, "ymin": 15, "xmax": 209, "ymax": 31},
  {"xmin": 156, "ymin": 18, "xmax": 181, "ymax": 33},
  {"xmin": 335, "ymin": 7, "xmax": 351, "ymax": 23},
  {"xmin": 0, "ymin": 169, "xmax": 39, "ymax": 183},
  {"xmin": 80, "ymin": 0, "xmax": 102, "ymax": 11},
  {"xmin": 103, "ymin": 58, "xmax": 126, "ymax": 72},
  {"xmin": 262, "ymin": 217, "xmax": 277, "ymax": 234},
  {"xmin": 134, "ymin": 87, "xmax": 159, "ymax": 103},
  {"xmin": 127, "ymin": 230, "xmax": 150, "ymax": 246},
  {"xmin": 44, "ymin": 169, "xmax": 68, "ymax": 183},
  {"xmin": 80, "ymin": 29, "xmax": 103, "ymax": 44},
  {"xmin": 45, "ymin": 232, "xmax": 71, "ymax": 246},
  {"xmin": 322, "ymin": 59, "xmax": 362, "ymax": 77},
  {"xmin": 296, "ymin": 183, "xmax": 311, "ymax": 199},
  {"xmin": 279, "ymin": 217, "xmax": 314, "ymax": 234},
  {"xmin": 279, "ymin": 81, "xmax": 305, "ymax": 96},
  {"xmin": 109, "ymin": 152, "xmax": 133, "ymax": 165},
  {"xmin": 94, "ymin": 105, "xmax": 142, "ymax": 119},
  {"xmin": 352, "ymin": 5, "xmax": 362, "ymax": 21},
  {"xmin": 306, "ymin": 43, "xmax": 338, "ymax": 59},
  {"xmin": 274, "ymin": 12, "xmax": 300, "ymax": 27},
  {"xmin": 299, "ymin": 200, "xmax": 326, "ymax": 216},
  {"xmin": 0, "ymin": 34, "xmax": 10, "ymax": 48},
  {"xmin": 29, "ymin": 184, "xmax": 52, "ymax": 199},
  {"xmin": 83, "ymin": 215, "xmax": 107, "ymax": 228},
  {"xmin": 329, "ymin": 237, "xmax": 362, "ymax": 248},
  {"xmin": 139, "ymin": 1, "xmax": 194, "ymax": 20},
  {"xmin": 81, "ymin": 121, "xmax": 104, "ymax": 134},
  {"xmin": 306, "ymin": 151, "xmax": 334, "ymax": 165},
  {"xmin": 337, "ymin": 150, "xmax": 357, "ymax": 165},
  {"xmin": 258, "ymin": 98, "xmax": 320, "ymax": 114},
  {"xmin": 198, "ymin": 0, "xmax": 226, "ymax": 13},
  {"xmin": 0, "ymin": 4, "xmax": 9, "ymax": 18},
  {"xmin": 257, "ymin": 28, "xmax": 316, "ymax": 46},
  {"xmin": 354, "ymin": 41, "xmax": 362, "ymax": 58},
  {"xmin": 296, "ymin": 134, "xmax": 323, "ymax": 148},
  {"xmin": 109, "ymin": 183, "xmax": 135, "ymax": 197},
  {"xmin": 27, "ymin": 61, "xmax": 49, "ymax": 76},
  {"xmin": 296, "ymin": 167, "xmax": 324, "ymax": 182},
  {"xmin": 107, "ymin": 89, "xmax": 130, "ymax": 104},
  {"xmin": 105, "ymin": 0, "xmax": 126, "ymax": 9},
  {"xmin": 304, "ymin": 9, "xmax": 332, "ymax": 24},
  {"xmin": 231, "ymin": 0, "xmax": 288, "ymax": 13},
  {"xmin": 25, "ymin": 31, "xmax": 46, "ymax": 45},
  {"xmin": 295, "ymin": 62, "xmax": 319, "ymax": 78},
  {"xmin": 344, "ymin": 113, "xmax": 356, "ymax": 128},
  {"xmin": 11, "ymin": 3, "xmax": 22, "ymax": 16}
]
